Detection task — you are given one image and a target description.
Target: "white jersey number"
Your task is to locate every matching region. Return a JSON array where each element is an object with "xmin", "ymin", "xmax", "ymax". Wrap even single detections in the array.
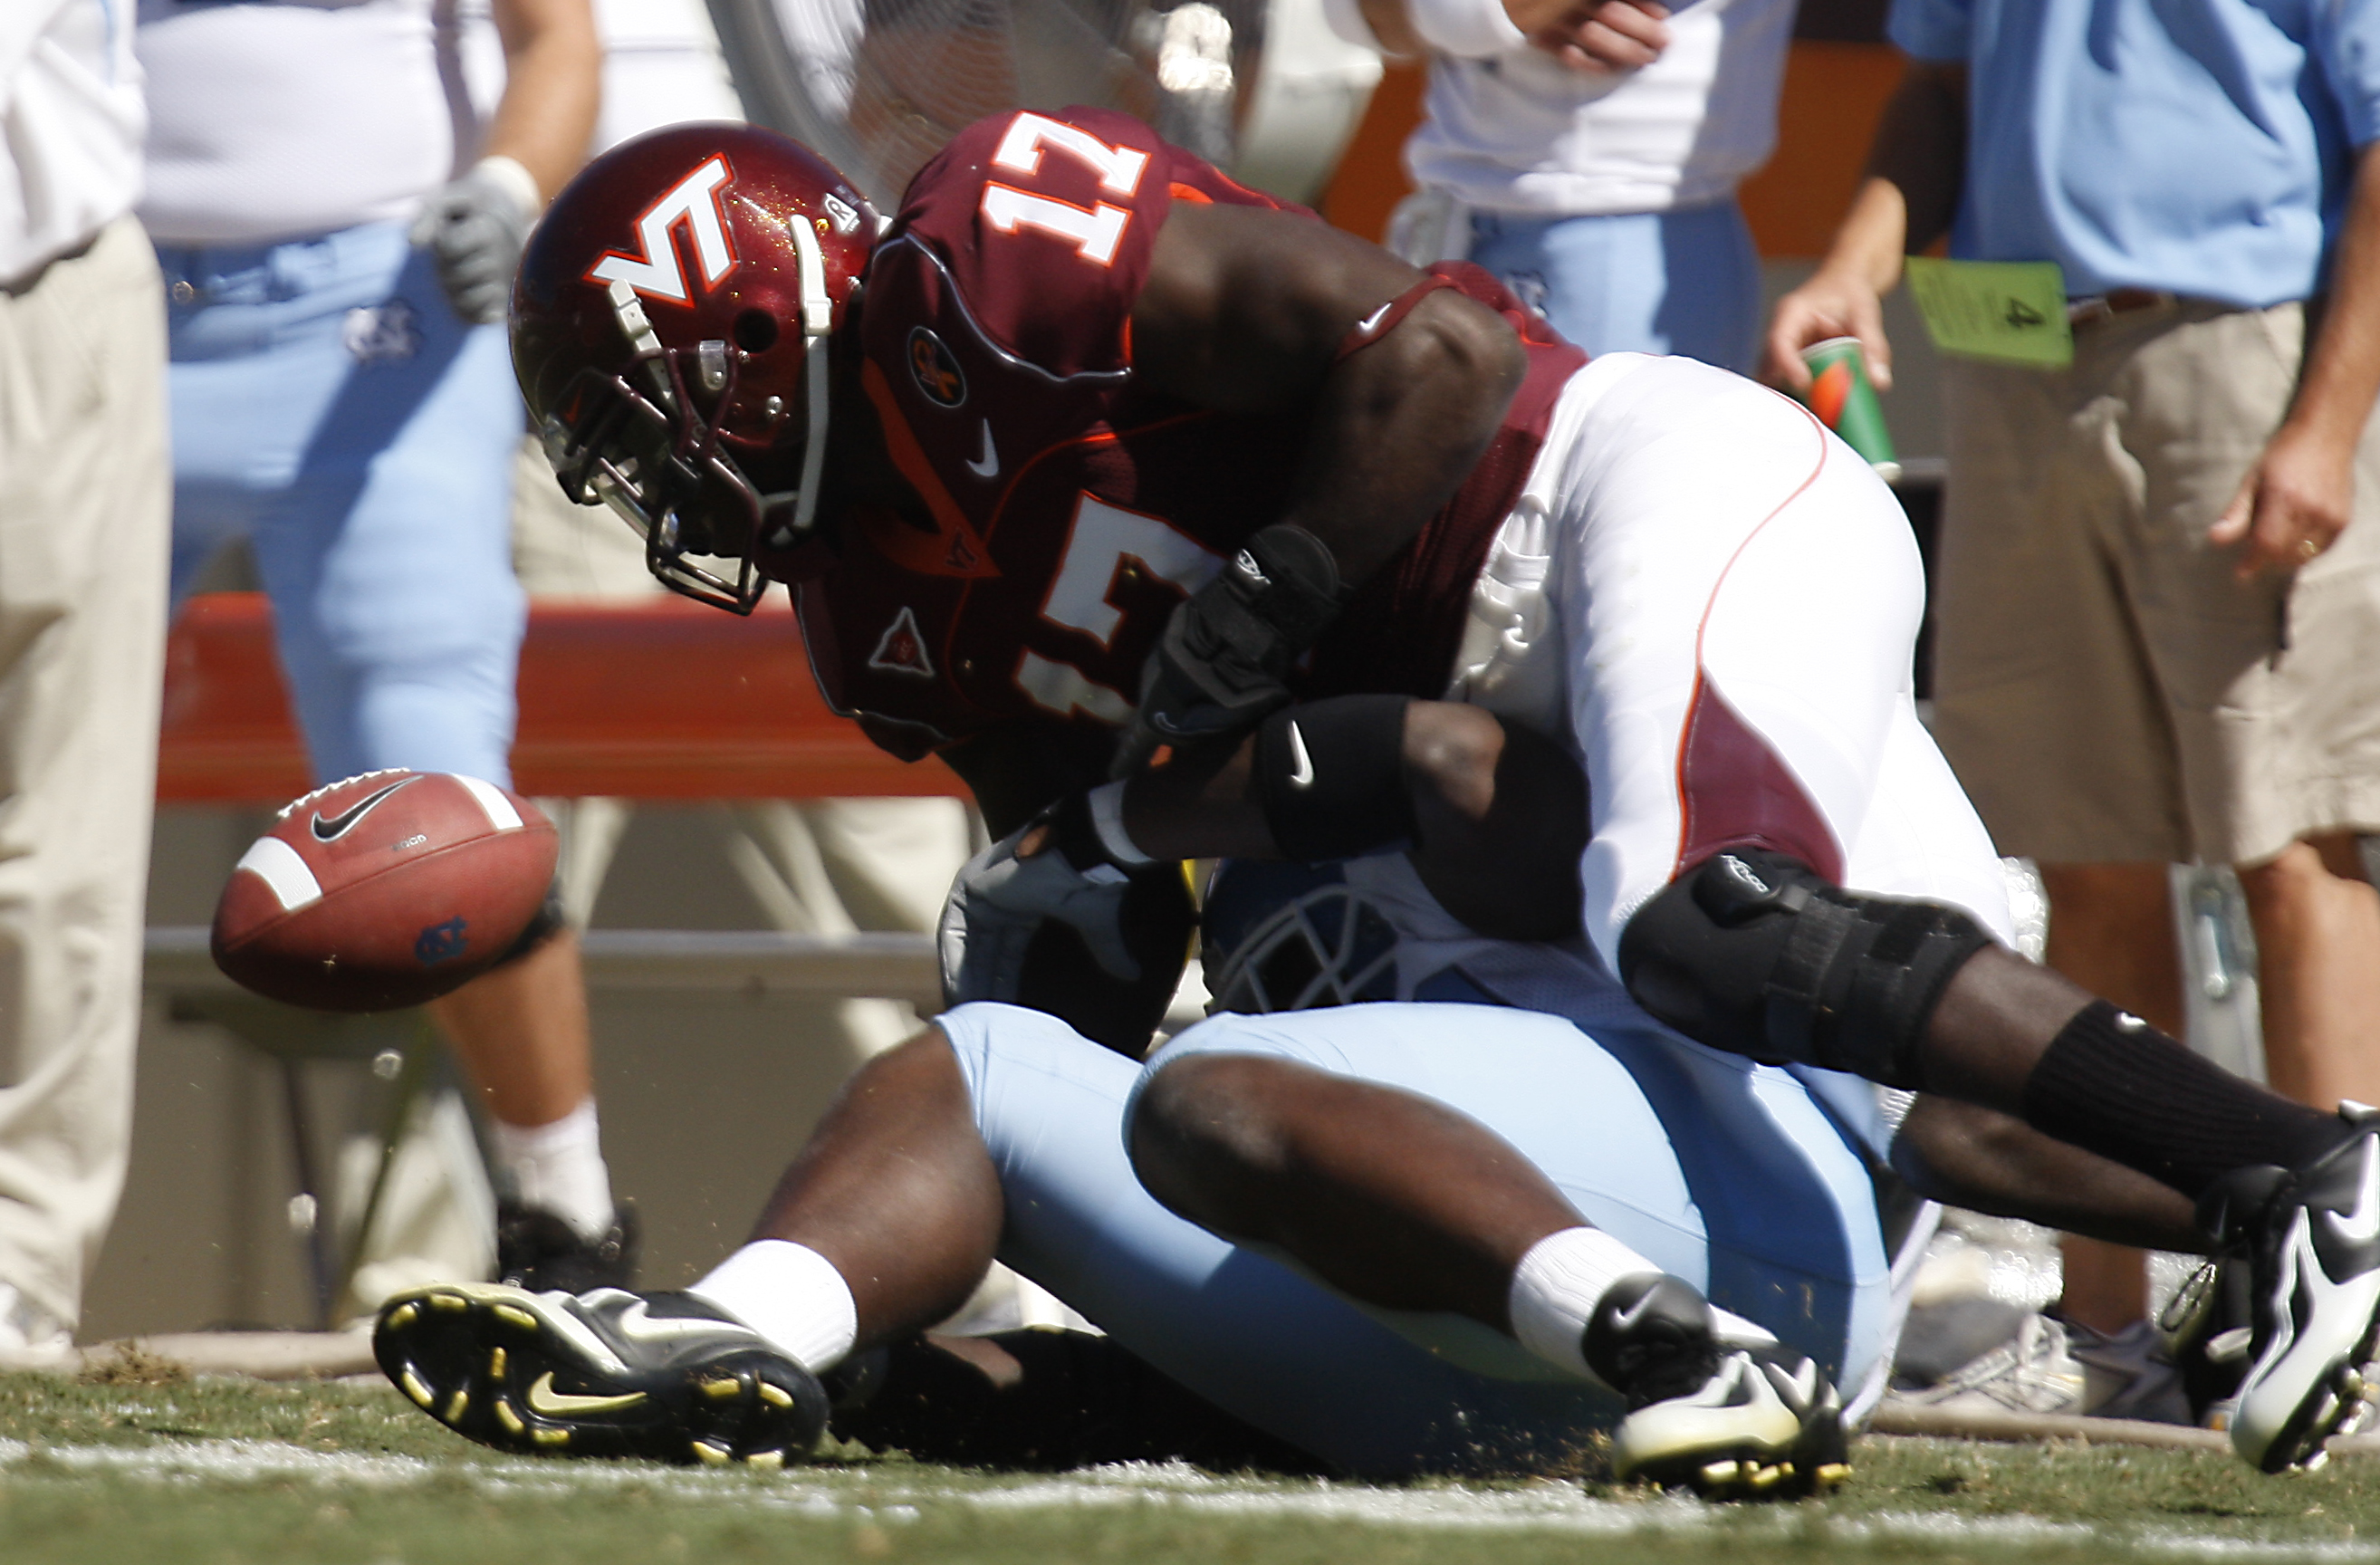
[
  {"xmin": 979, "ymin": 115, "xmax": 1148, "ymax": 267},
  {"xmin": 1015, "ymin": 494, "xmax": 1223, "ymax": 723}
]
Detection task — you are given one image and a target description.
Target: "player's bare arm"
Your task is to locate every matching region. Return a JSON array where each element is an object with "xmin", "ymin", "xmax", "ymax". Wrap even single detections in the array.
[
  {"xmin": 1130, "ymin": 203, "xmax": 1528, "ymax": 590},
  {"xmin": 1763, "ymin": 61, "xmax": 1965, "ymax": 391}
]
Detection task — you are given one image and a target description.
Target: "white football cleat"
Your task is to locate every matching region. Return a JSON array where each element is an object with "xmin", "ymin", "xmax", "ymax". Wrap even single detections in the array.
[
  {"xmin": 2204, "ymin": 1112, "xmax": 2380, "ymax": 1472},
  {"xmin": 1586, "ymin": 1274, "xmax": 1849, "ymax": 1499}
]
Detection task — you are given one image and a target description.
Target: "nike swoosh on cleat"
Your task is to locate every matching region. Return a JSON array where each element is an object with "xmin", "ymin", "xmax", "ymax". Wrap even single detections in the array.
[
  {"xmin": 524, "ymin": 1373, "xmax": 647, "ymax": 1417},
  {"xmin": 1608, "ymin": 1287, "xmax": 1662, "ymax": 1331},
  {"xmin": 604, "ymin": 1298, "xmax": 754, "ymax": 1347},
  {"xmin": 966, "ymin": 420, "xmax": 999, "ymax": 479},
  {"xmin": 311, "ymin": 776, "xmax": 418, "ymax": 841},
  {"xmin": 1286, "ymin": 723, "xmax": 1315, "ymax": 789},
  {"xmin": 2324, "ymin": 1142, "xmax": 2380, "ymax": 1247}
]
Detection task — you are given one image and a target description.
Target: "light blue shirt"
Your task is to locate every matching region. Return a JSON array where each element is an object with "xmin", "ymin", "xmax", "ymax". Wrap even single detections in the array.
[{"xmin": 1889, "ymin": 0, "xmax": 2380, "ymax": 303}]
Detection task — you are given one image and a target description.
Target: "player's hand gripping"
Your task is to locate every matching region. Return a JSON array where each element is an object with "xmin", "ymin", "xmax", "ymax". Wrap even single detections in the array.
[
  {"xmin": 939, "ymin": 795, "xmax": 1147, "ymax": 1006},
  {"xmin": 1111, "ymin": 524, "xmax": 1347, "ymax": 780},
  {"xmin": 411, "ymin": 157, "xmax": 541, "ymax": 325}
]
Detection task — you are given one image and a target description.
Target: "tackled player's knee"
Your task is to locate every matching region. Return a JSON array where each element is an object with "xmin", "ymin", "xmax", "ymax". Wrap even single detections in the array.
[{"xmin": 1615, "ymin": 850, "xmax": 1994, "ymax": 1089}]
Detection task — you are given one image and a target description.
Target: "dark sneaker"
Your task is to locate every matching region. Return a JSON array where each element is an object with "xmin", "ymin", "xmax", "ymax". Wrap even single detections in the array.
[
  {"xmin": 1586, "ymin": 1274, "xmax": 1849, "ymax": 1499},
  {"xmin": 2202, "ymin": 1110, "xmax": 2380, "ymax": 1472},
  {"xmin": 495, "ymin": 1200, "xmax": 638, "ymax": 1293},
  {"xmin": 373, "ymin": 1282, "xmax": 827, "ymax": 1467}
]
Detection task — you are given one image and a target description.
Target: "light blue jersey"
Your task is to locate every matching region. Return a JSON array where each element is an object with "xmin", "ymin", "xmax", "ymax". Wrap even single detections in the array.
[{"xmin": 1890, "ymin": 0, "xmax": 2380, "ymax": 303}]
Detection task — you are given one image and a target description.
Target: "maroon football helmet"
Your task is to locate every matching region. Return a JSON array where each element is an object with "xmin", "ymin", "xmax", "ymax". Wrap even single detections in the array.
[{"xmin": 511, "ymin": 123, "xmax": 878, "ymax": 612}]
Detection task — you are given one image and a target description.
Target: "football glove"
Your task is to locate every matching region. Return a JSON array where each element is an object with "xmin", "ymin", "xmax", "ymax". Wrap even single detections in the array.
[
  {"xmin": 938, "ymin": 792, "xmax": 1195, "ymax": 1055},
  {"xmin": 1110, "ymin": 524, "xmax": 1346, "ymax": 779},
  {"xmin": 410, "ymin": 157, "xmax": 540, "ymax": 326}
]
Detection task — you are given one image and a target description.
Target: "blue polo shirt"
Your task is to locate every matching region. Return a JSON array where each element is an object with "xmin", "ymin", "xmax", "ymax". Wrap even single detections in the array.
[{"xmin": 1889, "ymin": 0, "xmax": 2380, "ymax": 304}]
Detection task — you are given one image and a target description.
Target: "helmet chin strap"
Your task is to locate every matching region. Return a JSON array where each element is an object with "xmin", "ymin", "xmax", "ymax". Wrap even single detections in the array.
[{"xmin": 785, "ymin": 216, "xmax": 835, "ymax": 535}]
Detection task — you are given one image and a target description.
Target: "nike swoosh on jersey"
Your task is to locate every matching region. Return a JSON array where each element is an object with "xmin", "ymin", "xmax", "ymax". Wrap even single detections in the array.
[
  {"xmin": 966, "ymin": 420, "xmax": 999, "ymax": 479},
  {"xmin": 524, "ymin": 1372, "xmax": 648, "ymax": 1417},
  {"xmin": 311, "ymin": 776, "xmax": 418, "ymax": 842},
  {"xmin": 1286, "ymin": 722, "xmax": 1315, "ymax": 788},
  {"xmin": 1355, "ymin": 302, "xmax": 1393, "ymax": 335}
]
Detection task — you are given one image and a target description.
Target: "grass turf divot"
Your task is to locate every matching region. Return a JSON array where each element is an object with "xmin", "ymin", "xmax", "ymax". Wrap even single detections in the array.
[{"xmin": 1, "ymin": 1373, "xmax": 2378, "ymax": 1564}]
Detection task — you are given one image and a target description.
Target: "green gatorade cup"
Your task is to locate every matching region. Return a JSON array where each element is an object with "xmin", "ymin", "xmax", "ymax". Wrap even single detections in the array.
[{"xmin": 1800, "ymin": 337, "xmax": 1901, "ymax": 482}]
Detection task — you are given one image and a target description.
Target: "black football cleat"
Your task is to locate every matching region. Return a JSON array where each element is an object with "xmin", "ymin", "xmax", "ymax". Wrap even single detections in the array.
[
  {"xmin": 494, "ymin": 1200, "xmax": 639, "ymax": 1293},
  {"xmin": 2203, "ymin": 1109, "xmax": 2380, "ymax": 1473},
  {"xmin": 1585, "ymin": 1274, "xmax": 1849, "ymax": 1499},
  {"xmin": 373, "ymin": 1282, "xmax": 828, "ymax": 1467}
]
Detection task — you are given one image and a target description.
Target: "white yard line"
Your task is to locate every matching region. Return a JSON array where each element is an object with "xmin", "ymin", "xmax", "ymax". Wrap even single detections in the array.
[{"xmin": 0, "ymin": 1437, "xmax": 2370, "ymax": 1560}]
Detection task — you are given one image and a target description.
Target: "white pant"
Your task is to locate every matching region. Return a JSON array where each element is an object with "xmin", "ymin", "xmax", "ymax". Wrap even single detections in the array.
[
  {"xmin": 1453, "ymin": 353, "xmax": 2014, "ymax": 969},
  {"xmin": 0, "ymin": 216, "xmax": 170, "ymax": 1334}
]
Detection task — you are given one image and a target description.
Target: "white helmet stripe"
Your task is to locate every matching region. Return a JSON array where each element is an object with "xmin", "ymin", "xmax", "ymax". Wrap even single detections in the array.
[{"xmin": 787, "ymin": 215, "xmax": 834, "ymax": 535}]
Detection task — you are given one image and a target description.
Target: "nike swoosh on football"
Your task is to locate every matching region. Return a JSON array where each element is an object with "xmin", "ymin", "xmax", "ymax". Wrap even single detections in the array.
[
  {"xmin": 1286, "ymin": 722, "xmax": 1316, "ymax": 789},
  {"xmin": 311, "ymin": 776, "xmax": 419, "ymax": 842},
  {"xmin": 524, "ymin": 1372, "xmax": 647, "ymax": 1417},
  {"xmin": 966, "ymin": 420, "xmax": 999, "ymax": 479}
]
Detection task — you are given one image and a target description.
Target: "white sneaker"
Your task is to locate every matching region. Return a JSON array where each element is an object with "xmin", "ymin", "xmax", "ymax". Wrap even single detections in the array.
[
  {"xmin": 1901, "ymin": 1311, "xmax": 2085, "ymax": 1416},
  {"xmin": 0, "ymin": 1282, "xmax": 75, "ymax": 1370}
]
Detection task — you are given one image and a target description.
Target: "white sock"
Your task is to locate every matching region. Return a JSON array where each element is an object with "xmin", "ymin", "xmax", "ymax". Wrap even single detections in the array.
[
  {"xmin": 690, "ymin": 1240, "xmax": 858, "ymax": 1373},
  {"xmin": 489, "ymin": 1099, "xmax": 616, "ymax": 1243},
  {"xmin": 1507, "ymin": 1225, "xmax": 1664, "ymax": 1386}
]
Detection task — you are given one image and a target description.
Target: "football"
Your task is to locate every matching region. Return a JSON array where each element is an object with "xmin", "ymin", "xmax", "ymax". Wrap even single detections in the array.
[{"xmin": 212, "ymin": 770, "xmax": 560, "ymax": 1013}]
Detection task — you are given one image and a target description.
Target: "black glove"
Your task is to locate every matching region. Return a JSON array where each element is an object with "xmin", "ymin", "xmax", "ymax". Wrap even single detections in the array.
[{"xmin": 1110, "ymin": 524, "xmax": 1345, "ymax": 779}]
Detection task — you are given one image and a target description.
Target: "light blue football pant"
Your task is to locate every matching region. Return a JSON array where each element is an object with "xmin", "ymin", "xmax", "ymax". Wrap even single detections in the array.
[
  {"xmin": 1465, "ymin": 199, "xmax": 1762, "ymax": 372},
  {"xmin": 159, "ymin": 219, "xmax": 527, "ymax": 788},
  {"xmin": 936, "ymin": 996, "xmax": 1893, "ymax": 1479}
]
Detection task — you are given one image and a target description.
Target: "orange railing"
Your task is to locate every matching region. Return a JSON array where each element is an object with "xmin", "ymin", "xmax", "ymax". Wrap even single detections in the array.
[{"xmin": 157, "ymin": 593, "xmax": 968, "ymax": 803}]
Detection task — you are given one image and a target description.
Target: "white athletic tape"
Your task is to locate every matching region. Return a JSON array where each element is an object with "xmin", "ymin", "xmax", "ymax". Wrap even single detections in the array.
[
  {"xmin": 450, "ymin": 774, "xmax": 523, "ymax": 831},
  {"xmin": 235, "ymin": 837, "xmax": 322, "ymax": 913}
]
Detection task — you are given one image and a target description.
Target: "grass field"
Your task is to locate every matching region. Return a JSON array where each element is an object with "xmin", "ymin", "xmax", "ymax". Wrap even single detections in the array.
[{"xmin": 4, "ymin": 1368, "xmax": 2378, "ymax": 1564}]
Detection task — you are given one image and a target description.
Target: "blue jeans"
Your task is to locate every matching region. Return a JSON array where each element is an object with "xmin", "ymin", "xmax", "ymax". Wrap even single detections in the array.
[
  {"xmin": 938, "ymin": 997, "xmax": 1891, "ymax": 1478},
  {"xmin": 1467, "ymin": 199, "xmax": 1763, "ymax": 371},
  {"xmin": 159, "ymin": 220, "xmax": 526, "ymax": 788}
]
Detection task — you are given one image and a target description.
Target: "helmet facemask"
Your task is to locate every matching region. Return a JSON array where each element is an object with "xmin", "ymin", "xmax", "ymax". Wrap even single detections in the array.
[{"xmin": 542, "ymin": 219, "xmax": 839, "ymax": 615}]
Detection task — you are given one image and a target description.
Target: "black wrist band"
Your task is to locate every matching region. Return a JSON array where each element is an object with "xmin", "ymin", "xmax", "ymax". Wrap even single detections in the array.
[{"xmin": 1252, "ymin": 696, "xmax": 1416, "ymax": 863}]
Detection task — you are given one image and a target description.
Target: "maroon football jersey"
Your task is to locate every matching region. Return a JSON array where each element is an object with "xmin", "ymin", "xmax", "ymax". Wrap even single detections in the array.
[{"xmin": 791, "ymin": 107, "xmax": 1585, "ymax": 761}]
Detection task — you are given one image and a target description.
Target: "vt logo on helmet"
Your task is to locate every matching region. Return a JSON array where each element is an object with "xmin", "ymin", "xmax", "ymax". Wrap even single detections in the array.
[{"xmin": 512, "ymin": 126, "xmax": 878, "ymax": 613}]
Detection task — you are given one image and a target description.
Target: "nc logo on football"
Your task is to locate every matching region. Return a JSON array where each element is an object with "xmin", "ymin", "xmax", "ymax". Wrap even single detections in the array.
[{"xmin": 414, "ymin": 917, "xmax": 469, "ymax": 965}]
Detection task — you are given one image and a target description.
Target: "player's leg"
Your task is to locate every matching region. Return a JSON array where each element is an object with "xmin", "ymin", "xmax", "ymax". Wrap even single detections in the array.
[
  {"xmin": 247, "ymin": 231, "xmax": 622, "ymax": 1286},
  {"xmin": 379, "ymin": 1004, "xmax": 1634, "ymax": 1477},
  {"xmin": 1127, "ymin": 1002, "xmax": 1878, "ymax": 1493},
  {"xmin": 1556, "ymin": 356, "xmax": 2380, "ymax": 1468}
]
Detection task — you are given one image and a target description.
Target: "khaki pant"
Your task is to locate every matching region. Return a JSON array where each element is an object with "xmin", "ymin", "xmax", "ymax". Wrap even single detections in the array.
[
  {"xmin": 0, "ymin": 216, "xmax": 170, "ymax": 1333},
  {"xmin": 1931, "ymin": 300, "xmax": 2380, "ymax": 868}
]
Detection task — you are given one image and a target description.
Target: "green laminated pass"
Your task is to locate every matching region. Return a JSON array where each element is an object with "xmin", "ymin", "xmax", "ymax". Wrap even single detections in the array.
[{"xmin": 1905, "ymin": 257, "xmax": 2073, "ymax": 368}]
